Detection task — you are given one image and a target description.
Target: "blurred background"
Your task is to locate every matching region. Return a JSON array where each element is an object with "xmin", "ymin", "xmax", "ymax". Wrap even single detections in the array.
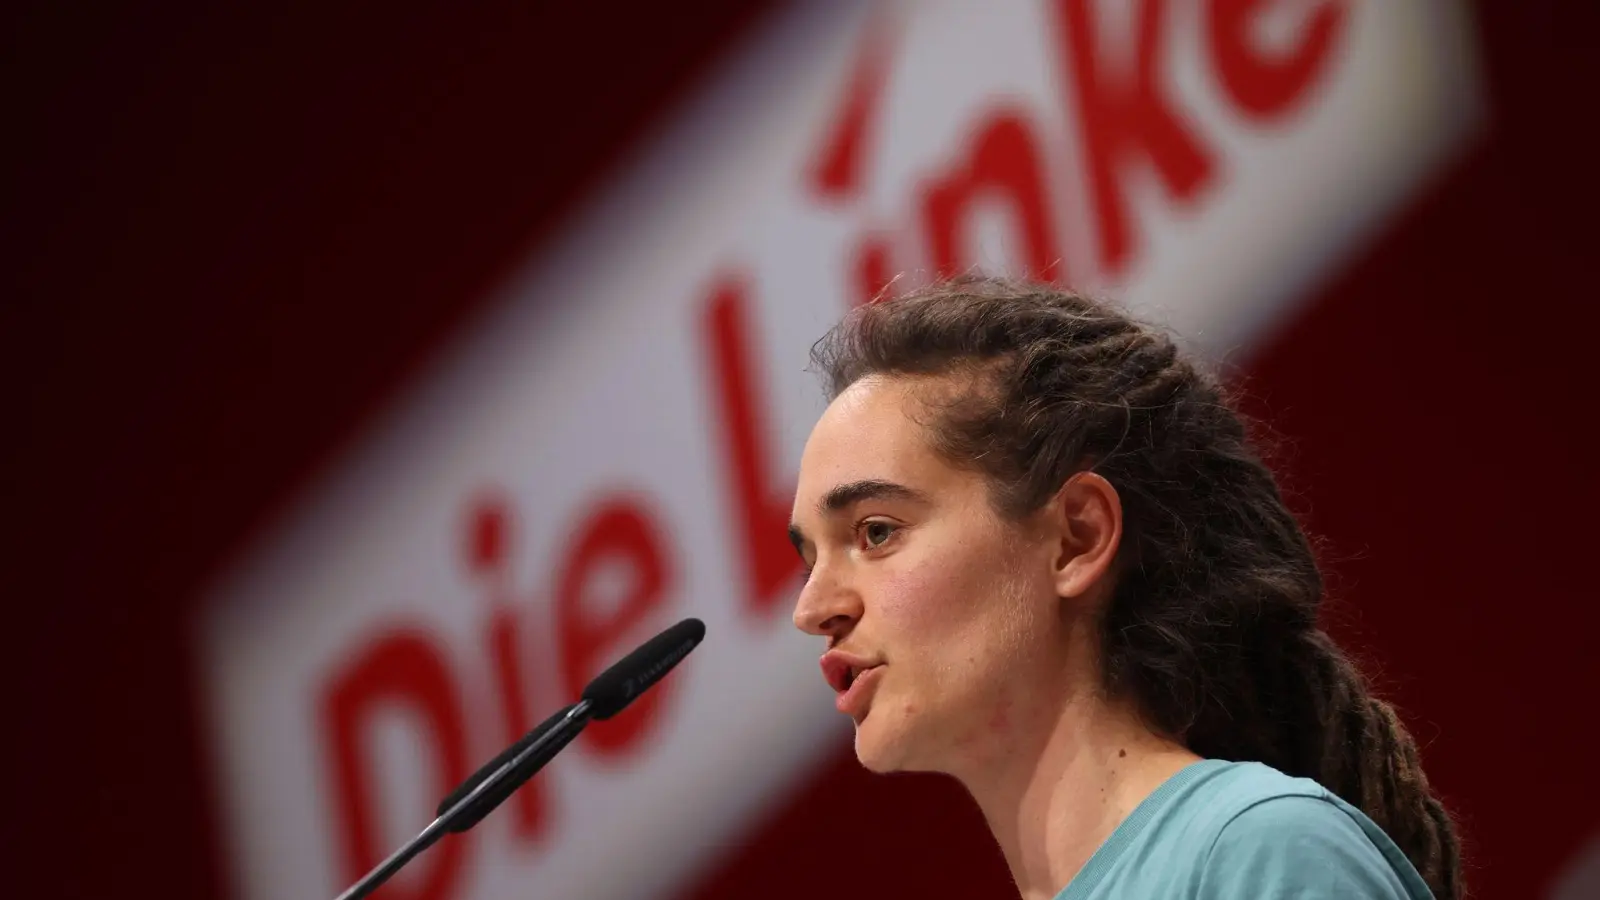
[{"xmin": 4, "ymin": 1, "xmax": 1597, "ymax": 898}]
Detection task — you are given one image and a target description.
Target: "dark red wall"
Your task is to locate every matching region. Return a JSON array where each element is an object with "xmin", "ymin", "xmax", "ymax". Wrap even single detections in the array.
[{"xmin": 4, "ymin": 3, "xmax": 1595, "ymax": 899}]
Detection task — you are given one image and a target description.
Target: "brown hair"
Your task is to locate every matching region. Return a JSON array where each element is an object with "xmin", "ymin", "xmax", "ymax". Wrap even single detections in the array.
[{"xmin": 811, "ymin": 274, "xmax": 1462, "ymax": 898}]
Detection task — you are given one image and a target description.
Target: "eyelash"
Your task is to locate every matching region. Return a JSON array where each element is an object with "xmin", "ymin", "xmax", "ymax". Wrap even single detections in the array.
[
  {"xmin": 854, "ymin": 518, "xmax": 901, "ymax": 551},
  {"xmin": 799, "ymin": 518, "xmax": 903, "ymax": 581}
]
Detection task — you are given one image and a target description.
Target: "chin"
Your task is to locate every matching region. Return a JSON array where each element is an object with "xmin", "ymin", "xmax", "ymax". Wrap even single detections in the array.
[{"xmin": 852, "ymin": 708, "xmax": 920, "ymax": 774}]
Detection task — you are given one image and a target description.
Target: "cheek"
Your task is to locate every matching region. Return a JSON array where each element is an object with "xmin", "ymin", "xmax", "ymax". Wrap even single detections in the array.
[
  {"xmin": 872, "ymin": 539, "xmax": 1031, "ymax": 675},
  {"xmin": 873, "ymin": 544, "xmax": 987, "ymax": 639},
  {"xmin": 872, "ymin": 567, "xmax": 941, "ymax": 634},
  {"xmin": 881, "ymin": 535, "xmax": 1050, "ymax": 692}
]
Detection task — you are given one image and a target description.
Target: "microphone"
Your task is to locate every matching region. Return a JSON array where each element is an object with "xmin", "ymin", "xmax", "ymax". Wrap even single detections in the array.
[
  {"xmin": 333, "ymin": 617, "xmax": 706, "ymax": 900},
  {"xmin": 582, "ymin": 616, "xmax": 707, "ymax": 719},
  {"xmin": 433, "ymin": 702, "xmax": 581, "ymax": 831},
  {"xmin": 435, "ymin": 615, "xmax": 707, "ymax": 830}
]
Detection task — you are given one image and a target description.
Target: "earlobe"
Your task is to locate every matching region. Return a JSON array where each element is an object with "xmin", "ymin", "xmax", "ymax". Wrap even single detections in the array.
[{"xmin": 1050, "ymin": 471, "xmax": 1122, "ymax": 601}]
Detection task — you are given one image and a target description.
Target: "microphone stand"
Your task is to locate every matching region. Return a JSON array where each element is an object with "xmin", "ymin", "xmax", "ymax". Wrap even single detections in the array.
[{"xmin": 333, "ymin": 701, "xmax": 594, "ymax": 900}]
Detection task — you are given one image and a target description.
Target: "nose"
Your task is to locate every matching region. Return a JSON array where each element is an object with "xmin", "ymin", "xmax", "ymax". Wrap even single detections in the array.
[{"xmin": 791, "ymin": 564, "xmax": 863, "ymax": 641}]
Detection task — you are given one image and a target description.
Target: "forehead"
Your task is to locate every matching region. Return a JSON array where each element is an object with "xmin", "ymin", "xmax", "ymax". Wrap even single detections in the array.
[{"xmin": 794, "ymin": 376, "xmax": 958, "ymax": 513}]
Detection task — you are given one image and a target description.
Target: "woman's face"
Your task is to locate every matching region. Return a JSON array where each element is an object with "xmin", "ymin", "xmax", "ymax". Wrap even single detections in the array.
[{"xmin": 789, "ymin": 374, "xmax": 1079, "ymax": 774}]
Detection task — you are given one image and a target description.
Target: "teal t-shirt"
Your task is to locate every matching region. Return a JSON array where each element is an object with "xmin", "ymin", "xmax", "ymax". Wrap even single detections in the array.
[{"xmin": 1054, "ymin": 759, "xmax": 1434, "ymax": 899}]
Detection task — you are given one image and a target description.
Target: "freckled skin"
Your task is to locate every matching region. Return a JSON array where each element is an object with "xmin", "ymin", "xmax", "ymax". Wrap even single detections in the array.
[
  {"xmin": 790, "ymin": 375, "xmax": 1072, "ymax": 775},
  {"xmin": 988, "ymin": 702, "xmax": 1011, "ymax": 735}
]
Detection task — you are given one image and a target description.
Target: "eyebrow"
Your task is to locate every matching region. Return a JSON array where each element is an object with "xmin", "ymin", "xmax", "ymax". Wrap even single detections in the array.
[{"xmin": 787, "ymin": 479, "xmax": 930, "ymax": 553}]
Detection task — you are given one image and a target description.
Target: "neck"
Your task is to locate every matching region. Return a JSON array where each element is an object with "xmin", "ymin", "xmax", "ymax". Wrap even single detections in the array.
[{"xmin": 951, "ymin": 688, "xmax": 1200, "ymax": 900}]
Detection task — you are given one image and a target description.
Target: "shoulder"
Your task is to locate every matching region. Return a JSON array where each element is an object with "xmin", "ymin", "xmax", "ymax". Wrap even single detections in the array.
[
  {"xmin": 1187, "ymin": 764, "xmax": 1430, "ymax": 899},
  {"xmin": 1060, "ymin": 761, "xmax": 1429, "ymax": 900}
]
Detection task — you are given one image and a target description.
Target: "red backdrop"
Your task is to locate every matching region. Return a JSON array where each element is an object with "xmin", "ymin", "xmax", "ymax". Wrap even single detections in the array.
[{"xmin": 4, "ymin": 2, "xmax": 1595, "ymax": 898}]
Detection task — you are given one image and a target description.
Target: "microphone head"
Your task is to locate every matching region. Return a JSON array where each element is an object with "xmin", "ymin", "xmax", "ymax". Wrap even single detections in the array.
[{"xmin": 581, "ymin": 617, "xmax": 705, "ymax": 720}]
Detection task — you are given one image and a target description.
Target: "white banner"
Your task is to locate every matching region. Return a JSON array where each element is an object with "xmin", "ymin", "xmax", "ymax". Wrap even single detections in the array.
[{"xmin": 198, "ymin": 2, "xmax": 1482, "ymax": 899}]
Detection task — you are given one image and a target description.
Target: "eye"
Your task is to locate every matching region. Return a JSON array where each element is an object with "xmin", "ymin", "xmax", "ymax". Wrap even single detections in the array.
[{"xmin": 858, "ymin": 520, "xmax": 899, "ymax": 550}]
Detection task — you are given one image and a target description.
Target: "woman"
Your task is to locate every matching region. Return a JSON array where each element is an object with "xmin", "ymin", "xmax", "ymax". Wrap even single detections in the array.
[{"xmin": 786, "ymin": 275, "xmax": 1461, "ymax": 899}]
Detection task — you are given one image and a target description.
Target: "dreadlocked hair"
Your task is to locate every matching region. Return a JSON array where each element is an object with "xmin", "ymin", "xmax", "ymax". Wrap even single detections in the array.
[{"xmin": 810, "ymin": 274, "xmax": 1462, "ymax": 899}]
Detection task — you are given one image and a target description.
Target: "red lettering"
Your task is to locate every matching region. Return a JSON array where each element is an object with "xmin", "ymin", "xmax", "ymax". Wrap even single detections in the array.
[
  {"xmin": 809, "ymin": 13, "xmax": 895, "ymax": 200},
  {"xmin": 1053, "ymin": 0, "xmax": 1217, "ymax": 274},
  {"xmin": 321, "ymin": 631, "xmax": 467, "ymax": 900},
  {"xmin": 853, "ymin": 233, "xmax": 899, "ymax": 307},
  {"xmin": 921, "ymin": 112, "xmax": 1064, "ymax": 281},
  {"xmin": 467, "ymin": 495, "xmax": 551, "ymax": 841},
  {"xmin": 1208, "ymin": 0, "xmax": 1346, "ymax": 118},
  {"xmin": 703, "ymin": 278, "xmax": 804, "ymax": 614},
  {"xmin": 555, "ymin": 497, "xmax": 676, "ymax": 755},
  {"xmin": 467, "ymin": 493, "xmax": 508, "ymax": 572}
]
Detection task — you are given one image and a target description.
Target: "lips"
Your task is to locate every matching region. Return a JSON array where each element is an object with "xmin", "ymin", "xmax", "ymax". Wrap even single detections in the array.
[
  {"xmin": 834, "ymin": 665, "xmax": 883, "ymax": 718},
  {"xmin": 820, "ymin": 651, "xmax": 873, "ymax": 692},
  {"xmin": 819, "ymin": 651, "xmax": 884, "ymax": 718}
]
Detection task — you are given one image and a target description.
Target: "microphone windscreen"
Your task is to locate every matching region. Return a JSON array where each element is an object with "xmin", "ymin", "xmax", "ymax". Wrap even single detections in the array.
[{"xmin": 581, "ymin": 617, "xmax": 705, "ymax": 720}]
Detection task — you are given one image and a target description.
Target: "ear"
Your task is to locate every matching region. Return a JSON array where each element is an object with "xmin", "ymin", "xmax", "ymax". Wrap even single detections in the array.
[{"xmin": 1046, "ymin": 471, "xmax": 1122, "ymax": 602}]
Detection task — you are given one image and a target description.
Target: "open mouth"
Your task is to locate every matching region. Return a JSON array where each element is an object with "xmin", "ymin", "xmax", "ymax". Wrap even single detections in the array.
[
  {"xmin": 820, "ymin": 652, "xmax": 880, "ymax": 695},
  {"xmin": 834, "ymin": 664, "xmax": 883, "ymax": 718}
]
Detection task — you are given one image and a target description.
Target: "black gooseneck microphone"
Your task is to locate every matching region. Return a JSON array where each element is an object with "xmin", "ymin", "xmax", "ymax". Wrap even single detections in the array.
[{"xmin": 333, "ymin": 617, "xmax": 706, "ymax": 900}]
